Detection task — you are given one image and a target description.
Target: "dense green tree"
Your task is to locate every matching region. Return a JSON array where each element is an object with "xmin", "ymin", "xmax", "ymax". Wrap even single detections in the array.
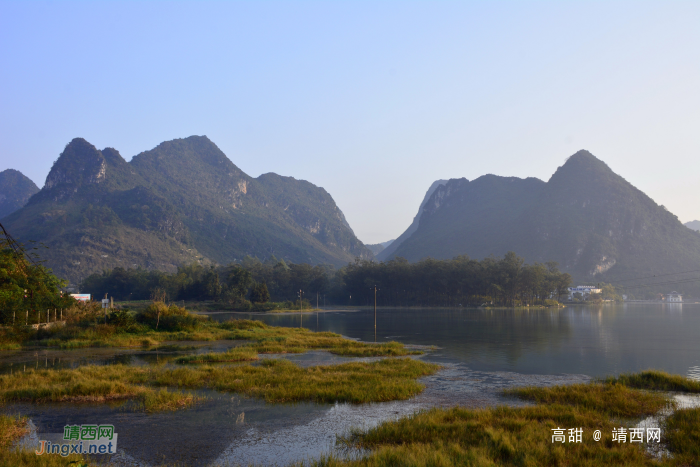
[
  {"xmin": 249, "ymin": 282, "xmax": 270, "ymax": 304},
  {"xmin": 0, "ymin": 239, "xmax": 74, "ymax": 325},
  {"xmin": 80, "ymin": 252, "xmax": 573, "ymax": 307}
]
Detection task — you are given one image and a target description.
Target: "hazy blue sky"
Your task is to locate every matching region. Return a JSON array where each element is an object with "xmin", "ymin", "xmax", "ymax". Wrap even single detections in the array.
[{"xmin": 1, "ymin": 1, "xmax": 699, "ymax": 243}]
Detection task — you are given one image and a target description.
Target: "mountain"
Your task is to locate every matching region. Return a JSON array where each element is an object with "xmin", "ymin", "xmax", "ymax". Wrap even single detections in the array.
[
  {"xmin": 365, "ymin": 239, "xmax": 394, "ymax": 255},
  {"xmin": 384, "ymin": 150, "xmax": 700, "ymax": 290},
  {"xmin": 3, "ymin": 137, "xmax": 372, "ymax": 283},
  {"xmin": 685, "ymin": 220, "xmax": 700, "ymax": 232},
  {"xmin": 0, "ymin": 169, "xmax": 39, "ymax": 219},
  {"xmin": 376, "ymin": 180, "xmax": 447, "ymax": 261}
]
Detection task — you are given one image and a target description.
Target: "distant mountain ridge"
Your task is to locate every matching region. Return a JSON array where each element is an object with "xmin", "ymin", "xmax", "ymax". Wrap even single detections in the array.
[
  {"xmin": 0, "ymin": 169, "xmax": 39, "ymax": 219},
  {"xmin": 4, "ymin": 136, "xmax": 372, "ymax": 283},
  {"xmin": 384, "ymin": 151, "xmax": 700, "ymax": 291},
  {"xmin": 376, "ymin": 179, "xmax": 447, "ymax": 261},
  {"xmin": 365, "ymin": 239, "xmax": 394, "ymax": 255},
  {"xmin": 685, "ymin": 220, "xmax": 700, "ymax": 232}
]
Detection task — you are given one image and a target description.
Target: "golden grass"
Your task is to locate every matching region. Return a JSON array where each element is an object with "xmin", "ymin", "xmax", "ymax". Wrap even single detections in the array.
[
  {"xmin": 175, "ymin": 346, "xmax": 259, "ymax": 364},
  {"xmin": 0, "ymin": 365, "xmax": 200, "ymax": 412},
  {"xmin": 603, "ymin": 370, "xmax": 700, "ymax": 393},
  {"xmin": 663, "ymin": 407, "xmax": 700, "ymax": 465},
  {"xmin": 0, "ymin": 415, "xmax": 88, "ymax": 466},
  {"xmin": 0, "ymin": 415, "xmax": 28, "ymax": 451},
  {"xmin": 301, "ymin": 382, "xmax": 678, "ymax": 467},
  {"xmin": 506, "ymin": 382, "xmax": 671, "ymax": 418},
  {"xmin": 23, "ymin": 316, "xmax": 421, "ymax": 361},
  {"xmin": 0, "ymin": 358, "xmax": 438, "ymax": 407}
]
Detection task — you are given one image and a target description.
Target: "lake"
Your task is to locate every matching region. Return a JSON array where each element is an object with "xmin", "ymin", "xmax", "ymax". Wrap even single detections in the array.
[
  {"xmin": 4, "ymin": 303, "xmax": 700, "ymax": 465},
  {"xmin": 225, "ymin": 303, "xmax": 700, "ymax": 379}
]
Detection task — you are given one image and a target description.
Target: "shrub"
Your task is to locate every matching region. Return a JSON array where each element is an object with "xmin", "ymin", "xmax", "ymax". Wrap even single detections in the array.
[
  {"xmin": 136, "ymin": 303, "xmax": 203, "ymax": 331},
  {"xmin": 107, "ymin": 309, "xmax": 138, "ymax": 330}
]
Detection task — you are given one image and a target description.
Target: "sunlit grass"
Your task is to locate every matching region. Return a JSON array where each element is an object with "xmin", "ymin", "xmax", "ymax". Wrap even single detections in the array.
[
  {"xmin": 0, "ymin": 365, "xmax": 199, "ymax": 412},
  {"xmin": 175, "ymin": 346, "xmax": 259, "ymax": 363},
  {"xmin": 0, "ymin": 415, "xmax": 87, "ymax": 466},
  {"xmin": 0, "ymin": 358, "xmax": 438, "ymax": 407},
  {"xmin": 603, "ymin": 370, "xmax": 700, "ymax": 393},
  {"xmin": 15, "ymin": 314, "xmax": 422, "ymax": 361},
  {"xmin": 506, "ymin": 382, "xmax": 671, "ymax": 418},
  {"xmin": 300, "ymin": 382, "xmax": 678, "ymax": 467},
  {"xmin": 663, "ymin": 407, "xmax": 700, "ymax": 465}
]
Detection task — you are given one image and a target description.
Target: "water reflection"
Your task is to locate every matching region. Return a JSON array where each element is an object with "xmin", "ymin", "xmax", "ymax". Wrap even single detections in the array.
[{"xmin": 219, "ymin": 304, "xmax": 700, "ymax": 377}]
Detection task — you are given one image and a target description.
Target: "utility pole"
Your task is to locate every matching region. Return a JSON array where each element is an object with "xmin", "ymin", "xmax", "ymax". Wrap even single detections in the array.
[
  {"xmin": 298, "ymin": 289, "xmax": 303, "ymax": 327},
  {"xmin": 371, "ymin": 285, "xmax": 379, "ymax": 342}
]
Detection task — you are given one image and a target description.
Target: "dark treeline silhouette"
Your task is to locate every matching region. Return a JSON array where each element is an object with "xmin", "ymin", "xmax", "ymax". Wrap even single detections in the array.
[{"xmin": 80, "ymin": 252, "xmax": 572, "ymax": 308}]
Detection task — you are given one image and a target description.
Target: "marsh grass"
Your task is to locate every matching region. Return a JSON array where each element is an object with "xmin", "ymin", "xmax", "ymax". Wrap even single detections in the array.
[
  {"xmin": 0, "ymin": 414, "xmax": 28, "ymax": 450},
  {"xmin": 0, "ymin": 365, "xmax": 199, "ymax": 412},
  {"xmin": 0, "ymin": 415, "xmax": 87, "ymax": 466},
  {"xmin": 218, "ymin": 320, "xmax": 421, "ymax": 357},
  {"xmin": 0, "ymin": 342, "xmax": 21, "ymax": 351},
  {"xmin": 663, "ymin": 407, "xmax": 700, "ymax": 465},
  {"xmin": 174, "ymin": 346, "xmax": 259, "ymax": 363},
  {"xmin": 140, "ymin": 388, "xmax": 199, "ymax": 412},
  {"xmin": 312, "ymin": 382, "xmax": 679, "ymax": 467},
  {"xmin": 603, "ymin": 370, "xmax": 700, "ymax": 393},
  {"xmin": 0, "ymin": 358, "xmax": 438, "ymax": 407},
  {"xmin": 506, "ymin": 382, "xmax": 671, "ymax": 418},
  {"xmin": 15, "ymin": 312, "xmax": 420, "ymax": 362}
]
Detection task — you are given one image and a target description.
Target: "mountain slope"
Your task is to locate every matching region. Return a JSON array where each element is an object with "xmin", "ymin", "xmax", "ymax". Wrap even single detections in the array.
[
  {"xmin": 0, "ymin": 169, "xmax": 39, "ymax": 219},
  {"xmin": 4, "ymin": 137, "xmax": 372, "ymax": 283},
  {"xmin": 376, "ymin": 179, "xmax": 447, "ymax": 261},
  {"xmin": 385, "ymin": 150, "xmax": 700, "ymax": 288}
]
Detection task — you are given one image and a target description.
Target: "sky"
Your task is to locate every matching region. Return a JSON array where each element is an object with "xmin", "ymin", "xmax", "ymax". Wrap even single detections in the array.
[{"xmin": 1, "ymin": 1, "xmax": 699, "ymax": 244}]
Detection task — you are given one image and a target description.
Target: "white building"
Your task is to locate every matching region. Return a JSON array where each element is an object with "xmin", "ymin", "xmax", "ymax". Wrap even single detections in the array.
[
  {"xmin": 567, "ymin": 285, "xmax": 602, "ymax": 301},
  {"xmin": 666, "ymin": 291, "xmax": 683, "ymax": 303}
]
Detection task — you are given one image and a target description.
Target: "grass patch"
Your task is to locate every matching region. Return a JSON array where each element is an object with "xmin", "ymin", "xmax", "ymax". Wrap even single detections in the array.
[
  {"xmin": 506, "ymin": 382, "xmax": 671, "ymax": 418},
  {"xmin": 175, "ymin": 346, "xmax": 259, "ymax": 363},
  {"xmin": 0, "ymin": 358, "xmax": 438, "ymax": 407},
  {"xmin": 140, "ymin": 388, "xmax": 199, "ymax": 412},
  {"xmin": 0, "ymin": 343, "xmax": 21, "ymax": 351},
  {"xmin": 0, "ymin": 414, "xmax": 87, "ymax": 466},
  {"xmin": 603, "ymin": 370, "xmax": 700, "ymax": 393},
  {"xmin": 0, "ymin": 415, "xmax": 28, "ymax": 450},
  {"xmin": 664, "ymin": 407, "xmax": 700, "ymax": 464},
  {"xmin": 218, "ymin": 319, "xmax": 421, "ymax": 357},
  {"xmin": 294, "ymin": 378, "xmax": 699, "ymax": 467},
  {"xmin": 13, "ymin": 310, "xmax": 421, "ymax": 360}
]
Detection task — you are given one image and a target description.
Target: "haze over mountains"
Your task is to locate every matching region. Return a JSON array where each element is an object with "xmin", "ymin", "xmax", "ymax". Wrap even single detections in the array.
[
  {"xmin": 383, "ymin": 150, "xmax": 700, "ymax": 292},
  {"xmin": 685, "ymin": 220, "xmax": 700, "ymax": 232},
  {"xmin": 0, "ymin": 169, "xmax": 39, "ymax": 219},
  {"xmin": 2, "ymin": 136, "xmax": 372, "ymax": 283},
  {"xmin": 3, "ymin": 143, "xmax": 700, "ymax": 294}
]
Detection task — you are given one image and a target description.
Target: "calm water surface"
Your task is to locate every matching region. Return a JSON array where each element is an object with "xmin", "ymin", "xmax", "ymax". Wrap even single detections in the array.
[
  {"xmin": 5, "ymin": 303, "xmax": 700, "ymax": 465},
  {"xmin": 226, "ymin": 303, "xmax": 700, "ymax": 379}
]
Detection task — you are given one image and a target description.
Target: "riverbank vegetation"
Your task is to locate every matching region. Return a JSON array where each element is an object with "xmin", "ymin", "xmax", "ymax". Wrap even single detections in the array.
[
  {"xmin": 1, "ymin": 301, "xmax": 421, "ymax": 361},
  {"xmin": 309, "ymin": 375, "xmax": 700, "ymax": 467},
  {"xmin": 0, "ymin": 414, "xmax": 87, "ymax": 466},
  {"xmin": 78, "ymin": 252, "xmax": 577, "ymax": 309},
  {"xmin": 0, "ymin": 234, "xmax": 77, "ymax": 327},
  {"xmin": 0, "ymin": 357, "xmax": 438, "ymax": 407},
  {"xmin": 604, "ymin": 370, "xmax": 700, "ymax": 393}
]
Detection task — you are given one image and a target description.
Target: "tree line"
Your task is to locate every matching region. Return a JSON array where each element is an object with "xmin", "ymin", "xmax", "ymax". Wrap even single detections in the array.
[
  {"xmin": 79, "ymin": 252, "xmax": 574, "ymax": 308},
  {"xmin": 0, "ymin": 238, "xmax": 75, "ymax": 325}
]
